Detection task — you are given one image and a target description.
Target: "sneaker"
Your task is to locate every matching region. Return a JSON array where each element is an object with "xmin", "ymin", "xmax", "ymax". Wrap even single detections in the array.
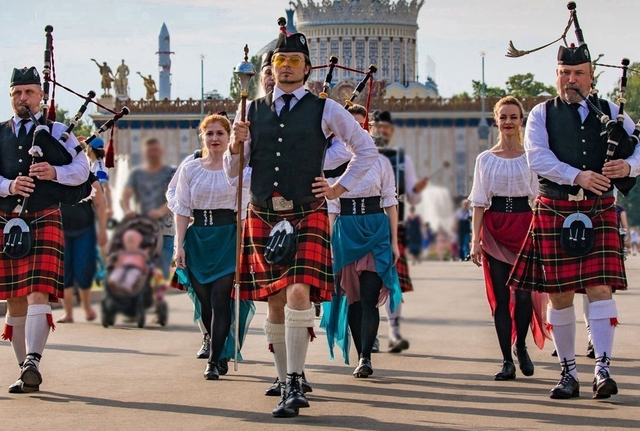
[{"xmin": 388, "ymin": 336, "xmax": 410, "ymax": 353}]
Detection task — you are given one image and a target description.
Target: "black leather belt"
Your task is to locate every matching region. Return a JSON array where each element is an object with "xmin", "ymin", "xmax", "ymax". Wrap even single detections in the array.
[
  {"xmin": 192, "ymin": 209, "xmax": 236, "ymax": 227},
  {"xmin": 250, "ymin": 194, "xmax": 320, "ymax": 212},
  {"xmin": 340, "ymin": 196, "xmax": 383, "ymax": 216},
  {"xmin": 489, "ymin": 197, "xmax": 531, "ymax": 213},
  {"xmin": 540, "ymin": 188, "xmax": 614, "ymax": 201}
]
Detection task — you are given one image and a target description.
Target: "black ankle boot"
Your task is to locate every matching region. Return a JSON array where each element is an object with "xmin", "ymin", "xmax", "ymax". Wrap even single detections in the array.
[
  {"xmin": 514, "ymin": 346, "xmax": 535, "ymax": 376},
  {"xmin": 285, "ymin": 373, "xmax": 309, "ymax": 409},
  {"xmin": 204, "ymin": 362, "xmax": 219, "ymax": 380},
  {"xmin": 217, "ymin": 358, "xmax": 229, "ymax": 376},
  {"xmin": 272, "ymin": 383, "xmax": 299, "ymax": 418},
  {"xmin": 494, "ymin": 361, "xmax": 516, "ymax": 381}
]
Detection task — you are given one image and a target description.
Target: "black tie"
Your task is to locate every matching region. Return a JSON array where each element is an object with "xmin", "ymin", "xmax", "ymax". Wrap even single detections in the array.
[
  {"xmin": 17, "ymin": 119, "xmax": 29, "ymax": 139},
  {"xmin": 280, "ymin": 94, "xmax": 294, "ymax": 120}
]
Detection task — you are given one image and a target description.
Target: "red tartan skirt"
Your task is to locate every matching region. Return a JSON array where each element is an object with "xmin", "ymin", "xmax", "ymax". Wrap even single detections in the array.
[
  {"xmin": 235, "ymin": 200, "xmax": 333, "ymax": 302},
  {"xmin": 397, "ymin": 227, "xmax": 413, "ymax": 293},
  {"xmin": 508, "ymin": 196, "xmax": 626, "ymax": 294},
  {"xmin": 0, "ymin": 208, "xmax": 65, "ymax": 302}
]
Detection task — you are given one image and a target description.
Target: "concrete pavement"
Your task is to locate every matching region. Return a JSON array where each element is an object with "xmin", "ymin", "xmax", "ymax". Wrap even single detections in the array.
[{"xmin": 1, "ymin": 260, "xmax": 639, "ymax": 431}]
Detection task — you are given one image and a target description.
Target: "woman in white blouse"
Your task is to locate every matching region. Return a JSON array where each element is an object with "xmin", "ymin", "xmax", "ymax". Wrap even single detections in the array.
[
  {"xmin": 170, "ymin": 113, "xmax": 251, "ymax": 381},
  {"xmin": 320, "ymin": 105, "xmax": 402, "ymax": 379},
  {"xmin": 469, "ymin": 96, "xmax": 549, "ymax": 381}
]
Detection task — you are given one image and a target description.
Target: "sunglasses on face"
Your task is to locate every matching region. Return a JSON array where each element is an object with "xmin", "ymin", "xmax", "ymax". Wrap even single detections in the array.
[{"xmin": 272, "ymin": 54, "xmax": 303, "ymax": 68}]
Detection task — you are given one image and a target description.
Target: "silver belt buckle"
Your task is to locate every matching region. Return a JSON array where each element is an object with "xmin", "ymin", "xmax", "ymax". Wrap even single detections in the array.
[
  {"xmin": 568, "ymin": 189, "xmax": 585, "ymax": 202},
  {"xmin": 272, "ymin": 196, "xmax": 294, "ymax": 212}
]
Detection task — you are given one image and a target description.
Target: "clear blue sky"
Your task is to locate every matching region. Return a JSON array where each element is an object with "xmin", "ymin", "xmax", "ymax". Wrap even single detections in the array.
[{"xmin": 1, "ymin": 0, "xmax": 638, "ymax": 120}]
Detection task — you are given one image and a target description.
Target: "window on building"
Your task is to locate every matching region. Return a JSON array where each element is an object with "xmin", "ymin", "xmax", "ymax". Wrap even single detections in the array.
[
  {"xmin": 381, "ymin": 39, "xmax": 390, "ymax": 80},
  {"xmin": 342, "ymin": 39, "xmax": 352, "ymax": 80},
  {"xmin": 368, "ymin": 39, "xmax": 378, "ymax": 71},
  {"xmin": 355, "ymin": 39, "xmax": 365, "ymax": 72},
  {"xmin": 393, "ymin": 41, "xmax": 401, "ymax": 83}
]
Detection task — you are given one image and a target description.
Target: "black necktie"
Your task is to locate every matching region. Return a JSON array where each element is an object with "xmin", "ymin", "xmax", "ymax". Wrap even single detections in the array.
[
  {"xmin": 280, "ymin": 94, "xmax": 294, "ymax": 120},
  {"xmin": 17, "ymin": 119, "xmax": 29, "ymax": 139}
]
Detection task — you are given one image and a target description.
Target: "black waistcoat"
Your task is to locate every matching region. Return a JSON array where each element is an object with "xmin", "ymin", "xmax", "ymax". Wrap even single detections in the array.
[
  {"xmin": 248, "ymin": 92, "xmax": 327, "ymax": 201},
  {"xmin": 0, "ymin": 120, "xmax": 69, "ymax": 213},
  {"xmin": 380, "ymin": 147, "xmax": 407, "ymax": 219},
  {"xmin": 543, "ymin": 96, "xmax": 612, "ymax": 195}
]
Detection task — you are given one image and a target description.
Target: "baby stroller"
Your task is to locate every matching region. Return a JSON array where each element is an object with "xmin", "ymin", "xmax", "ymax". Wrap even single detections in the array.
[{"xmin": 101, "ymin": 216, "xmax": 169, "ymax": 328}]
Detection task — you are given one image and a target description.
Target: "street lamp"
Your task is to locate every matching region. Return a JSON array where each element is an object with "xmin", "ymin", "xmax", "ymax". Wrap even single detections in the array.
[
  {"xmin": 478, "ymin": 51, "xmax": 490, "ymax": 141},
  {"xmin": 200, "ymin": 54, "xmax": 205, "ymax": 122}
]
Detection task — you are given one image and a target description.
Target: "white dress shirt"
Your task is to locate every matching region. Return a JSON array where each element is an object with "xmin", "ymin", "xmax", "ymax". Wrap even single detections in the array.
[
  {"xmin": 166, "ymin": 153, "xmax": 195, "ymax": 207},
  {"xmin": 223, "ymin": 85, "xmax": 378, "ymax": 192},
  {"xmin": 0, "ymin": 115, "xmax": 90, "ymax": 197},
  {"xmin": 327, "ymin": 154, "xmax": 398, "ymax": 214},
  {"xmin": 525, "ymin": 99, "xmax": 640, "ymax": 185}
]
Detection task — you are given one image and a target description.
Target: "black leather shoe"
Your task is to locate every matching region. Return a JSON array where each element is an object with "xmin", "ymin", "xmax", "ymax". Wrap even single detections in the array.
[
  {"xmin": 217, "ymin": 358, "xmax": 229, "ymax": 376},
  {"xmin": 285, "ymin": 373, "xmax": 309, "ymax": 409},
  {"xmin": 371, "ymin": 338, "xmax": 380, "ymax": 354},
  {"xmin": 586, "ymin": 341, "xmax": 595, "ymax": 359},
  {"xmin": 550, "ymin": 371, "xmax": 580, "ymax": 399},
  {"xmin": 494, "ymin": 361, "xmax": 516, "ymax": 381},
  {"xmin": 593, "ymin": 368, "xmax": 618, "ymax": 399},
  {"xmin": 514, "ymin": 347, "xmax": 535, "ymax": 377},
  {"xmin": 8, "ymin": 380, "xmax": 25, "ymax": 394},
  {"xmin": 388, "ymin": 336, "xmax": 410, "ymax": 353},
  {"xmin": 266, "ymin": 378, "xmax": 281, "ymax": 396},
  {"xmin": 353, "ymin": 358, "xmax": 374, "ymax": 378},
  {"xmin": 301, "ymin": 372, "xmax": 312, "ymax": 393},
  {"xmin": 272, "ymin": 384, "xmax": 299, "ymax": 418},
  {"xmin": 197, "ymin": 334, "xmax": 210, "ymax": 359},
  {"xmin": 204, "ymin": 362, "xmax": 219, "ymax": 380},
  {"xmin": 20, "ymin": 361, "xmax": 42, "ymax": 393}
]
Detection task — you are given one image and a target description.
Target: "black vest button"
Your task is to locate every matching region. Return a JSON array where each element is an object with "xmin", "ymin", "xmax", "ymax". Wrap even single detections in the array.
[
  {"xmin": 18, "ymin": 159, "xmax": 22, "ymax": 163},
  {"xmin": 275, "ymin": 167, "xmax": 279, "ymax": 171},
  {"xmin": 274, "ymin": 182, "xmax": 278, "ymax": 187},
  {"xmin": 278, "ymin": 138, "xmax": 283, "ymax": 142},
  {"xmin": 280, "ymin": 124, "xmax": 285, "ymax": 128},
  {"xmin": 276, "ymin": 152, "xmax": 281, "ymax": 157}
]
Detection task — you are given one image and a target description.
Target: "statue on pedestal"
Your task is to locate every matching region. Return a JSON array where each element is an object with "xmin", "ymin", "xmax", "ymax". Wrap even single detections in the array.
[
  {"xmin": 137, "ymin": 72, "xmax": 158, "ymax": 100},
  {"xmin": 91, "ymin": 59, "xmax": 115, "ymax": 97},
  {"xmin": 115, "ymin": 59, "xmax": 130, "ymax": 99}
]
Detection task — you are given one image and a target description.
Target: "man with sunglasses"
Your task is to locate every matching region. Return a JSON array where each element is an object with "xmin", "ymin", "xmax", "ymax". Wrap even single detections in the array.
[{"xmin": 225, "ymin": 24, "xmax": 377, "ymax": 418}]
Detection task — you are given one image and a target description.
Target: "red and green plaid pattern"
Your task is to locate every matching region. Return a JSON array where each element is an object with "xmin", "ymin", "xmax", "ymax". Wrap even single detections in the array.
[
  {"xmin": 508, "ymin": 196, "xmax": 626, "ymax": 294},
  {"xmin": 236, "ymin": 200, "xmax": 333, "ymax": 302},
  {"xmin": 0, "ymin": 208, "xmax": 65, "ymax": 302},
  {"xmin": 397, "ymin": 234, "xmax": 413, "ymax": 293}
]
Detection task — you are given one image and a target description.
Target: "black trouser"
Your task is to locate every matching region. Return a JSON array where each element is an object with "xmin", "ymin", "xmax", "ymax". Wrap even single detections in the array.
[
  {"xmin": 486, "ymin": 254, "xmax": 533, "ymax": 362},
  {"xmin": 190, "ymin": 272, "xmax": 234, "ymax": 364},
  {"xmin": 347, "ymin": 271, "xmax": 383, "ymax": 360}
]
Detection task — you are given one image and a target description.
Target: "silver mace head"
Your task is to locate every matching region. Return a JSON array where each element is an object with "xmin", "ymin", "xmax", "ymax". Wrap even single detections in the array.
[{"xmin": 234, "ymin": 45, "xmax": 256, "ymax": 97}]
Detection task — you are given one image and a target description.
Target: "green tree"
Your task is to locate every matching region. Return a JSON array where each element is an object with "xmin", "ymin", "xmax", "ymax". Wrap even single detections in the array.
[
  {"xmin": 471, "ymin": 80, "xmax": 506, "ymax": 98},
  {"xmin": 55, "ymin": 105, "xmax": 94, "ymax": 139},
  {"xmin": 611, "ymin": 62, "xmax": 640, "ymax": 225},
  {"xmin": 505, "ymin": 73, "xmax": 557, "ymax": 97},
  {"xmin": 229, "ymin": 54, "xmax": 263, "ymax": 101}
]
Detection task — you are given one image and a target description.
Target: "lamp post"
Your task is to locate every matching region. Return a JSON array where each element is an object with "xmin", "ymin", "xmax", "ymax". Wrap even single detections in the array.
[
  {"xmin": 200, "ymin": 54, "xmax": 205, "ymax": 122},
  {"xmin": 478, "ymin": 51, "xmax": 490, "ymax": 143},
  {"xmin": 232, "ymin": 45, "xmax": 255, "ymax": 372}
]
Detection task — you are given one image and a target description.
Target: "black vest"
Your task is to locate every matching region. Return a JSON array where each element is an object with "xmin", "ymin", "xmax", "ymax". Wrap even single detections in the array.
[
  {"xmin": 543, "ymin": 96, "xmax": 612, "ymax": 195},
  {"xmin": 248, "ymin": 92, "xmax": 327, "ymax": 201},
  {"xmin": 0, "ymin": 120, "xmax": 88, "ymax": 213},
  {"xmin": 380, "ymin": 147, "xmax": 407, "ymax": 219}
]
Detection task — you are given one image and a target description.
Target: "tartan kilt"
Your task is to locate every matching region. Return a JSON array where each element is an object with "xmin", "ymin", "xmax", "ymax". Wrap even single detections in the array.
[
  {"xmin": 0, "ymin": 208, "xmax": 65, "ymax": 302},
  {"xmin": 397, "ymin": 225, "xmax": 414, "ymax": 293},
  {"xmin": 508, "ymin": 196, "xmax": 626, "ymax": 294},
  {"xmin": 236, "ymin": 200, "xmax": 333, "ymax": 302}
]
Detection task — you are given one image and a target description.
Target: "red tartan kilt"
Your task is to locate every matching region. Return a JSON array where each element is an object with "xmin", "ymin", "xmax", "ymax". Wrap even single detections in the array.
[
  {"xmin": 0, "ymin": 208, "xmax": 65, "ymax": 302},
  {"xmin": 235, "ymin": 200, "xmax": 334, "ymax": 302},
  {"xmin": 508, "ymin": 196, "xmax": 626, "ymax": 293},
  {"xmin": 397, "ymin": 240, "xmax": 413, "ymax": 293}
]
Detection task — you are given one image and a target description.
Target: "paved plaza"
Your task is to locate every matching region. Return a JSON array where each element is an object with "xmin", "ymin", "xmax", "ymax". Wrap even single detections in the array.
[{"xmin": 1, "ymin": 260, "xmax": 639, "ymax": 430}]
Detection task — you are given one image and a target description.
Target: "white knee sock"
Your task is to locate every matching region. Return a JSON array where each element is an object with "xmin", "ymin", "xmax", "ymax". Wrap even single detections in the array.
[
  {"xmin": 548, "ymin": 305, "xmax": 577, "ymax": 380},
  {"xmin": 197, "ymin": 319, "xmax": 208, "ymax": 336},
  {"xmin": 588, "ymin": 299, "xmax": 617, "ymax": 376},
  {"xmin": 3, "ymin": 315, "xmax": 27, "ymax": 366},
  {"xmin": 582, "ymin": 295, "xmax": 591, "ymax": 342},
  {"xmin": 285, "ymin": 305, "xmax": 315, "ymax": 375},
  {"xmin": 25, "ymin": 304, "xmax": 54, "ymax": 370},
  {"xmin": 386, "ymin": 301, "xmax": 402, "ymax": 339},
  {"xmin": 264, "ymin": 320, "xmax": 287, "ymax": 382}
]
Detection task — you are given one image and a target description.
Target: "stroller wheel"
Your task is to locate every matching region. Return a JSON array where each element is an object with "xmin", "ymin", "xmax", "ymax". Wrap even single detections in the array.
[
  {"xmin": 156, "ymin": 300, "xmax": 168, "ymax": 327},
  {"xmin": 136, "ymin": 297, "xmax": 146, "ymax": 329},
  {"xmin": 101, "ymin": 300, "xmax": 111, "ymax": 328}
]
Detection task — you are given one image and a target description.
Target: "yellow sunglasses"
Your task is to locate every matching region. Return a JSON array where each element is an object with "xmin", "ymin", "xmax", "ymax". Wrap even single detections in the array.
[{"xmin": 272, "ymin": 54, "xmax": 303, "ymax": 68}]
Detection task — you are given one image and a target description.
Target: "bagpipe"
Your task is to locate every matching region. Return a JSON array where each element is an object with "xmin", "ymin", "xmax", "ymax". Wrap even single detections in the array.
[
  {"xmin": 506, "ymin": 2, "xmax": 639, "ymax": 195},
  {"xmin": 37, "ymin": 25, "xmax": 129, "ymax": 168}
]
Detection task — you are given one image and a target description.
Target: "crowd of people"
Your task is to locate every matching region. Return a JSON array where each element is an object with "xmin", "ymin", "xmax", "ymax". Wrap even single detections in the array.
[{"xmin": 2, "ymin": 15, "xmax": 639, "ymax": 417}]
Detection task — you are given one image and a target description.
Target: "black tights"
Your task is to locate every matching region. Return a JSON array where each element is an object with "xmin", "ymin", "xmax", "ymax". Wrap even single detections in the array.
[
  {"xmin": 487, "ymin": 254, "xmax": 533, "ymax": 363},
  {"xmin": 190, "ymin": 273, "xmax": 234, "ymax": 364},
  {"xmin": 347, "ymin": 271, "xmax": 382, "ymax": 360}
]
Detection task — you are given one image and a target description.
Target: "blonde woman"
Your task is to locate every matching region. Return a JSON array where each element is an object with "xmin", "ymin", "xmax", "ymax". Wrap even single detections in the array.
[{"xmin": 469, "ymin": 96, "xmax": 549, "ymax": 380}]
